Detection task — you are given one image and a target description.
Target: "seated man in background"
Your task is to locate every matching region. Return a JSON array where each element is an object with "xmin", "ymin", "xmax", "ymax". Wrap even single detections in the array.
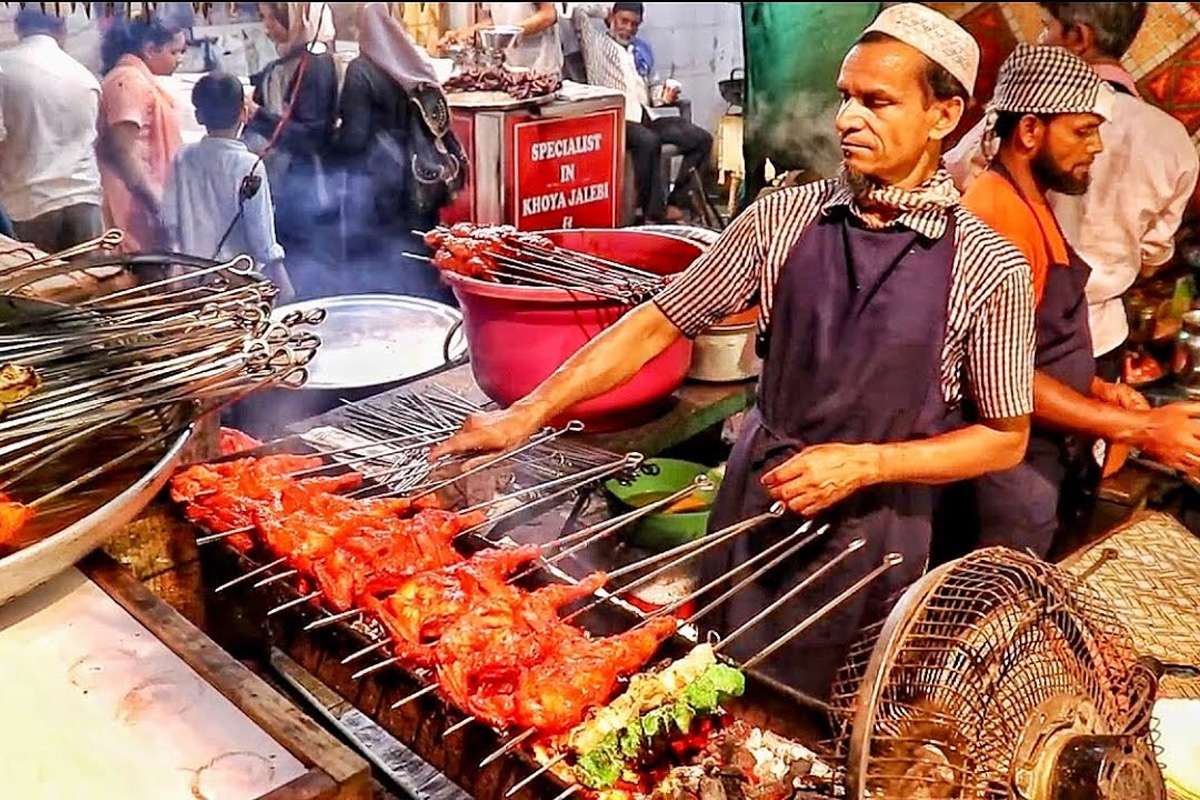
[
  {"xmin": 162, "ymin": 72, "xmax": 291, "ymax": 297},
  {"xmin": 573, "ymin": 2, "xmax": 712, "ymax": 223}
]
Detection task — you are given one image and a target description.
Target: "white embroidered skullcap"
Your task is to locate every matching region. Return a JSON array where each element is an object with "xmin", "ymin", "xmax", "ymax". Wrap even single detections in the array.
[{"xmin": 863, "ymin": 3, "xmax": 981, "ymax": 98}]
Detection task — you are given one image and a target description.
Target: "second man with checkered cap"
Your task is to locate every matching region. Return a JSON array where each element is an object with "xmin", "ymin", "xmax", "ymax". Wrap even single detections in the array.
[{"xmin": 957, "ymin": 44, "xmax": 1200, "ymax": 559}]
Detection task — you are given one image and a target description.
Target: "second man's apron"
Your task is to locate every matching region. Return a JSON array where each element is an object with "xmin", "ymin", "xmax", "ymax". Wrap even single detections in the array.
[
  {"xmin": 702, "ymin": 205, "xmax": 962, "ymax": 699},
  {"xmin": 971, "ymin": 166, "xmax": 1094, "ymax": 558}
]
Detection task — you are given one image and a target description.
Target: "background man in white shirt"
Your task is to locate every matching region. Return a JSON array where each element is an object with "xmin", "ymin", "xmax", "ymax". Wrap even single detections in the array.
[
  {"xmin": 946, "ymin": 2, "xmax": 1199, "ymax": 380},
  {"xmin": 0, "ymin": 9, "xmax": 103, "ymax": 252}
]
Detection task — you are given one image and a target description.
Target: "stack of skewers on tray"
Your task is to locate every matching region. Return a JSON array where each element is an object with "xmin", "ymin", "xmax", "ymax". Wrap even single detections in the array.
[
  {"xmin": 172, "ymin": 389, "xmax": 905, "ymax": 799},
  {"xmin": 0, "ymin": 250, "xmax": 322, "ymax": 560}
]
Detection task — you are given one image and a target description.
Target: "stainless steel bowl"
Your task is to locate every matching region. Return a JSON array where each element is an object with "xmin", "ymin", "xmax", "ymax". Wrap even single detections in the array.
[{"xmin": 477, "ymin": 25, "xmax": 522, "ymax": 53}]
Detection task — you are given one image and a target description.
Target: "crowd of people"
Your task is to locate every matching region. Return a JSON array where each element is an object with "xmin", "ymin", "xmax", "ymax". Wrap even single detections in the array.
[{"xmin": 0, "ymin": 2, "xmax": 718, "ymax": 301}]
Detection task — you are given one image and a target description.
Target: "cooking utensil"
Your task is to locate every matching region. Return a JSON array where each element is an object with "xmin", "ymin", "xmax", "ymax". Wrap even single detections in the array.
[
  {"xmin": 227, "ymin": 294, "xmax": 467, "ymax": 438},
  {"xmin": 447, "ymin": 229, "xmax": 698, "ymax": 428},
  {"xmin": 718, "ymin": 67, "xmax": 745, "ymax": 108},
  {"xmin": 689, "ymin": 306, "xmax": 761, "ymax": 382},
  {"xmin": 604, "ymin": 458, "xmax": 719, "ymax": 549}
]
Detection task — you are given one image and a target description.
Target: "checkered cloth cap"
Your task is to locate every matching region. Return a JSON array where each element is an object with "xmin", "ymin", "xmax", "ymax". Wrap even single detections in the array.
[{"xmin": 990, "ymin": 44, "xmax": 1114, "ymax": 119}]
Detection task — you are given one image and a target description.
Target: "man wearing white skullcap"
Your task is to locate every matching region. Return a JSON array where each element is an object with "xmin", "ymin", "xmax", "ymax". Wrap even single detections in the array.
[
  {"xmin": 434, "ymin": 4, "xmax": 1037, "ymax": 698},
  {"xmin": 956, "ymin": 44, "xmax": 1200, "ymax": 560}
]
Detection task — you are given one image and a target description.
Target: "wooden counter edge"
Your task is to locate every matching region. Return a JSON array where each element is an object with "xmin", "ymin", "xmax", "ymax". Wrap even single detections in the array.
[{"xmin": 81, "ymin": 552, "xmax": 373, "ymax": 800}]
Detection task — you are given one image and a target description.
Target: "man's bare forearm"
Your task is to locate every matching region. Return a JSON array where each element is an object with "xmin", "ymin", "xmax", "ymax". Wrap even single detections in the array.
[
  {"xmin": 1034, "ymin": 371, "xmax": 1145, "ymax": 443},
  {"xmin": 875, "ymin": 417, "xmax": 1030, "ymax": 484},
  {"xmin": 513, "ymin": 301, "xmax": 683, "ymax": 423}
]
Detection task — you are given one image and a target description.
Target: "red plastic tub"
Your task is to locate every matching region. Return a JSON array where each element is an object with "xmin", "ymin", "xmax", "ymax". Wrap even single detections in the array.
[{"xmin": 445, "ymin": 229, "xmax": 700, "ymax": 429}]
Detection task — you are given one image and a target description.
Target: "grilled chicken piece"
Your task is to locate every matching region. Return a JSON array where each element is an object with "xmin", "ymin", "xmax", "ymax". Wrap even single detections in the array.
[
  {"xmin": 0, "ymin": 492, "xmax": 31, "ymax": 548},
  {"xmin": 512, "ymin": 616, "xmax": 679, "ymax": 734},
  {"xmin": 371, "ymin": 546, "xmax": 539, "ymax": 643},
  {"xmin": 434, "ymin": 573, "xmax": 607, "ymax": 727}
]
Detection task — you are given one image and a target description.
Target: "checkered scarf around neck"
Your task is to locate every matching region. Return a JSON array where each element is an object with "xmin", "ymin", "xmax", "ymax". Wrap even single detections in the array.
[
  {"xmin": 981, "ymin": 44, "xmax": 1114, "ymax": 162},
  {"xmin": 838, "ymin": 163, "xmax": 961, "ymax": 224}
]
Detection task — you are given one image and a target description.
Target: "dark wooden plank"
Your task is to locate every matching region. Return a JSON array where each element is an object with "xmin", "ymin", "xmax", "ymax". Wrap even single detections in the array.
[
  {"xmin": 81, "ymin": 553, "xmax": 372, "ymax": 800},
  {"xmin": 258, "ymin": 770, "xmax": 341, "ymax": 800}
]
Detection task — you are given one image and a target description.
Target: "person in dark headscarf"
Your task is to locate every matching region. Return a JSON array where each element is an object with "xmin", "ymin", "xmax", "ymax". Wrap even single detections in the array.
[
  {"xmin": 244, "ymin": 2, "xmax": 338, "ymax": 297},
  {"xmin": 332, "ymin": 3, "xmax": 463, "ymax": 300}
]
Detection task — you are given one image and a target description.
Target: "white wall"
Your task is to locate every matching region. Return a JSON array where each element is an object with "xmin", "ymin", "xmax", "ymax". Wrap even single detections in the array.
[{"xmin": 635, "ymin": 2, "xmax": 743, "ymax": 133}]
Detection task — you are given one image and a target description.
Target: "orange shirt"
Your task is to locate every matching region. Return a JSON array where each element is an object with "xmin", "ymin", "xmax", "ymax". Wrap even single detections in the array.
[
  {"xmin": 962, "ymin": 170, "xmax": 1069, "ymax": 304},
  {"xmin": 98, "ymin": 54, "xmax": 182, "ymax": 252}
]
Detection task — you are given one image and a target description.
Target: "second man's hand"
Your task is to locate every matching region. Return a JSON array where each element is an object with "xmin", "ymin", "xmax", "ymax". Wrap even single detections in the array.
[{"xmin": 761, "ymin": 442, "xmax": 883, "ymax": 517}]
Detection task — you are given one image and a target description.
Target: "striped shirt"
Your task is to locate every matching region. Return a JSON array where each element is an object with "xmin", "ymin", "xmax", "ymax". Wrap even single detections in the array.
[{"xmin": 654, "ymin": 177, "xmax": 1037, "ymax": 420}]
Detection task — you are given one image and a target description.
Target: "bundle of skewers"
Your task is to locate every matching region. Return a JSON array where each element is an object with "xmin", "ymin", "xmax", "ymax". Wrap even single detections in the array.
[
  {"xmin": 407, "ymin": 223, "xmax": 668, "ymax": 304},
  {"xmin": 173, "ymin": 418, "xmax": 904, "ymax": 800},
  {"xmin": 0, "ymin": 254, "xmax": 319, "ymax": 552}
]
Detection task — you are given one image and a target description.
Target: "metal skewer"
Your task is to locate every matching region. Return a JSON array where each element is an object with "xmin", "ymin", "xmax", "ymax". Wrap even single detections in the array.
[
  {"xmin": 549, "ymin": 785, "xmax": 581, "ymax": 800},
  {"xmin": 561, "ymin": 503, "xmax": 786, "ymax": 624},
  {"xmin": 714, "ymin": 539, "xmax": 867, "ymax": 653},
  {"xmin": 213, "ymin": 557, "xmax": 288, "ymax": 593},
  {"xmin": 741, "ymin": 553, "xmax": 903, "ymax": 670},
  {"xmin": 442, "ymin": 717, "xmax": 475, "ymax": 737},
  {"xmin": 341, "ymin": 639, "xmax": 388, "ymax": 665},
  {"xmin": 683, "ymin": 524, "xmax": 831, "ymax": 626},
  {"xmin": 409, "ymin": 420, "xmax": 585, "ymax": 501},
  {"xmin": 266, "ymin": 590, "xmax": 322, "ymax": 617},
  {"xmin": 303, "ymin": 608, "xmax": 362, "ymax": 631},
  {"xmin": 479, "ymin": 727, "xmax": 538, "ymax": 768},
  {"xmin": 389, "ymin": 683, "xmax": 437, "ymax": 709},
  {"xmin": 505, "ymin": 753, "xmax": 569, "ymax": 798},
  {"xmin": 350, "ymin": 656, "xmax": 400, "ymax": 680},
  {"xmin": 634, "ymin": 522, "xmax": 830, "ymax": 629}
]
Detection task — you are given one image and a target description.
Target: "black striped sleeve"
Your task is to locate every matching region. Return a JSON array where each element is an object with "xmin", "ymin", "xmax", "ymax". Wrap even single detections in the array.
[
  {"xmin": 653, "ymin": 199, "xmax": 765, "ymax": 337},
  {"xmin": 963, "ymin": 245, "xmax": 1036, "ymax": 419}
]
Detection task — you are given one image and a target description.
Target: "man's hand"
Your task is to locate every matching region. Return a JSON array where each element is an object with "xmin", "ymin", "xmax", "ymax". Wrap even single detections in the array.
[
  {"xmin": 1092, "ymin": 380, "xmax": 1150, "ymax": 411},
  {"xmin": 1137, "ymin": 402, "xmax": 1200, "ymax": 475},
  {"xmin": 761, "ymin": 443, "xmax": 883, "ymax": 517},
  {"xmin": 429, "ymin": 405, "xmax": 547, "ymax": 460}
]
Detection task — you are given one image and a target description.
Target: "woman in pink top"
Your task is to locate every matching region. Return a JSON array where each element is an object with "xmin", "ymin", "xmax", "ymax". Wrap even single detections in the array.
[{"xmin": 97, "ymin": 17, "xmax": 186, "ymax": 252}]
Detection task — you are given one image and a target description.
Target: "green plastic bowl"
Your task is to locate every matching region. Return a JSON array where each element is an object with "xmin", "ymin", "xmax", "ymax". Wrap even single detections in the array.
[{"xmin": 604, "ymin": 459, "xmax": 722, "ymax": 550}]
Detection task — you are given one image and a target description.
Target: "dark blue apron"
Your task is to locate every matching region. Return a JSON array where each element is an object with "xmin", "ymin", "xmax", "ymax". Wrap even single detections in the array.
[
  {"xmin": 701, "ymin": 204, "xmax": 961, "ymax": 699},
  {"xmin": 971, "ymin": 166, "xmax": 1094, "ymax": 558}
]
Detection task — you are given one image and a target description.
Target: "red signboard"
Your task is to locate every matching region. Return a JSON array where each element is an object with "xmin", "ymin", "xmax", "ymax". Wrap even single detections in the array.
[
  {"xmin": 507, "ymin": 108, "xmax": 622, "ymax": 231},
  {"xmin": 440, "ymin": 111, "xmax": 476, "ymax": 225}
]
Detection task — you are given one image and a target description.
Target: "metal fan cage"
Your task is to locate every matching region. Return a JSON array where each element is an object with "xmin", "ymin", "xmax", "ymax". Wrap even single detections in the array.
[{"xmin": 828, "ymin": 547, "xmax": 1153, "ymax": 800}]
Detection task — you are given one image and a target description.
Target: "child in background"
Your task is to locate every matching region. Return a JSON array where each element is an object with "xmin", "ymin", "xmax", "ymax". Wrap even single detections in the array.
[{"xmin": 162, "ymin": 71, "xmax": 292, "ymax": 298}]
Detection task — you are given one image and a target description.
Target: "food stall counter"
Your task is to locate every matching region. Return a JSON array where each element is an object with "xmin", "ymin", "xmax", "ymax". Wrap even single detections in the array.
[{"xmin": 443, "ymin": 81, "xmax": 626, "ymax": 231}]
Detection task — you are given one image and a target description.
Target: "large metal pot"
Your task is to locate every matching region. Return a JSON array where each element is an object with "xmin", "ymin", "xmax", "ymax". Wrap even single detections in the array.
[
  {"xmin": 226, "ymin": 294, "xmax": 468, "ymax": 438},
  {"xmin": 445, "ymin": 229, "xmax": 698, "ymax": 428}
]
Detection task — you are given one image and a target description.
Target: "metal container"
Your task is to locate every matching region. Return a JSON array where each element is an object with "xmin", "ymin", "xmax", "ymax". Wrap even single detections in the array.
[
  {"xmin": 446, "ymin": 229, "xmax": 698, "ymax": 429},
  {"xmin": 228, "ymin": 294, "xmax": 467, "ymax": 438},
  {"xmin": 1173, "ymin": 310, "xmax": 1200, "ymax": 393},
  {"xmin": 690, "ymin": 319, "xmax": 760, "ymax": 382}
]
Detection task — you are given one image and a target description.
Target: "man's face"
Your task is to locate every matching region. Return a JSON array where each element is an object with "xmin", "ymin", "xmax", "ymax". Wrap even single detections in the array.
[
  {"xmin": 1032, "ymin": 112, "xmax": 1104, "ymax": 195},
  {"xmin": 609, "ymin": 10, "xmax": 642, "ymax": 45},
  {"xmin": 835, "ymin": 40, "xmax": 963, "ymax": 186}
]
